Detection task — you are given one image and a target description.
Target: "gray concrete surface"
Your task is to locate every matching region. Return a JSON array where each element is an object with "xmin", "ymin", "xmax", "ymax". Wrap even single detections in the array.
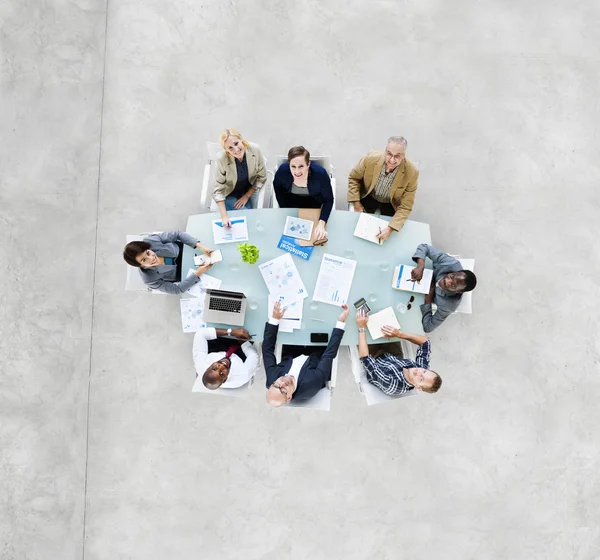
[{"xmin": 2, "ymin": 1, "xmax": 599, "ymax": 559}]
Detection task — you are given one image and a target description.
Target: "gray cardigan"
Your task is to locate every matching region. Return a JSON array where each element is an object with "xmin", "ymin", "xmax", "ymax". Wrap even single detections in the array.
[
  {"xmin": 139, "ymin": 231, "xmax": 201, "ymax": 294},
  {"xmin": 412, "ymin": 243, "xmax": 464, "ymax": 332}
]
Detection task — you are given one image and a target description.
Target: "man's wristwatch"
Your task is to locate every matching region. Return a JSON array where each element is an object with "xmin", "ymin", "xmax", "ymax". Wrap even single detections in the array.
[
  {"xmin": 358, "ymin": 328, "xmax": 366, "ymax": 333},
  {"xmin": 227, "ymin": 328, "xmax": 232, "ymax": 336}
]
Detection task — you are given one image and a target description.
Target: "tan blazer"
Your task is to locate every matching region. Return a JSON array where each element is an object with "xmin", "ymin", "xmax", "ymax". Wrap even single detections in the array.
[
  {"xmin": 347, "ymin": 151, "xmax": 419, "ymax": 231},
  {"xmin": 212, "ymin": 142, "xmax": 267, "ymax": 202}
]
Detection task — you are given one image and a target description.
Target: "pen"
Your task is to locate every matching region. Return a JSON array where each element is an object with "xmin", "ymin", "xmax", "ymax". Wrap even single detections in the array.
[
  {"xmin": 378, "ymin": 227, "xmax": 382, "ymax": 245},
  {"xmin": 311, "ymin": 318, "xmax": 325, "ymax": 322}
]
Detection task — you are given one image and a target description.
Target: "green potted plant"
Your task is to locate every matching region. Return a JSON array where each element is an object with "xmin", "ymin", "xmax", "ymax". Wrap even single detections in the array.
[{"xmin": 237, "ymin": 243, "xmax": 260, "ymax": 265}]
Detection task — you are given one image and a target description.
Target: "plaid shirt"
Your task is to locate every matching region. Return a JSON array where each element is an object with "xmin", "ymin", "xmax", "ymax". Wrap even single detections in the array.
[
  {"xmin": 360, "ymin": 340, "xmax": 432, "ymax": 395},
  {"xmin": 371, "ymin": 164, "xmax": 400, "ymax": 203}
]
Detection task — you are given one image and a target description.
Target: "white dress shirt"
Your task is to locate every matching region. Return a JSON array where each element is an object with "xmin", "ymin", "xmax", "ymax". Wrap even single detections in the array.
[
  {"xmin": 192, "ymin": 328, "xmax": 258, "ymax": 388},
  {"xmin": 268, "ymin": 317, "xmax": 346, "ymax": 385}
]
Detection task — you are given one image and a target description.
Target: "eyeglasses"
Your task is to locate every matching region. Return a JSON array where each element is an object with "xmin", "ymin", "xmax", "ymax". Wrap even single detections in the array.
[
  {"xmin": 406, "ymin": 295, "xmax": 415, "ymax": 310},
  {"xmin": 271, "ymin": 382, "xmax": 288, "ymax": 397}
]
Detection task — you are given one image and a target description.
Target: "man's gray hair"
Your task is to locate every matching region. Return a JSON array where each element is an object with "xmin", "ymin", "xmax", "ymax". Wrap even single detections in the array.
[{"xmin": 387, "ymin": 136, "xmax": 408, "ymax": 149}]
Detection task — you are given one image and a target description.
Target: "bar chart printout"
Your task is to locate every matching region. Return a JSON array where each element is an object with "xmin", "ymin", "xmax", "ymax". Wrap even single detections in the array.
[{"xmin": 312, "ymin": 253, "xmax": 357, "ymax": 307}]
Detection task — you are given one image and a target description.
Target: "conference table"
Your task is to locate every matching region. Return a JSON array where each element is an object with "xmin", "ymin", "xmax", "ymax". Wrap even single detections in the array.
[{"xmin": 184, "ymin": 208, "xmax": 431, "ymax": 344}]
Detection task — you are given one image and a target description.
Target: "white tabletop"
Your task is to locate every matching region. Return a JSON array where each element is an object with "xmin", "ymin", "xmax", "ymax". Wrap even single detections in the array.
[{"xmin": 184, "ymin": 208, "xmax": 431, "ymax": 344}]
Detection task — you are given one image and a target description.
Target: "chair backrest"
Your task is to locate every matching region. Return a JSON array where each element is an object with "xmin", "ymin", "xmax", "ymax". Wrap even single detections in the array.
[
  {"xmin": 206, "ymin": 141, "xmax": 222, "ymax": 161},
  {"xmin": 124, "ymin": 234, "xmax": 167, "ymax": 295},
  {"xmin": 275, "ymin": 154, "xmax": 333, "ymax": 177},
  {"xmin": 450, "ymin": 256, "xmax": 475, "ymax": 314},
  {"xmin": 348, "ymin": 344, "xmax": 419, "ymax": 406}
]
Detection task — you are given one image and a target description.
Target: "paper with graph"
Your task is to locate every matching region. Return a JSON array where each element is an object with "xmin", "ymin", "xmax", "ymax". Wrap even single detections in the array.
[
  {"xmin": 258, "ymin": 253, "xmax": 308, "ymax": 299},
  {"xmin": 312, "ymin": 253, "xmax": 357, "ymax": 307}
]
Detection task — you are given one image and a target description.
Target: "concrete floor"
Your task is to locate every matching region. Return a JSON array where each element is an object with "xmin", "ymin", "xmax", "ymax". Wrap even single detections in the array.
[{"xmin": 2, "ymin": 1, "xmax": 599, "ymax": 559}]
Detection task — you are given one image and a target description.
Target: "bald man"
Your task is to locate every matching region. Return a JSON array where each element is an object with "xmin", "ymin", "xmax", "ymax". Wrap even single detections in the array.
[
  {"xmin": 263, "ymin": 301, "xmax": 349, "ymax": 407},
  {"xmin": 347, "ymin": 136, "xmax": 419, "ymax": 241},
  {"xmin": 193, "ymin": 327, "xmax": 258, "ymax": 390}
]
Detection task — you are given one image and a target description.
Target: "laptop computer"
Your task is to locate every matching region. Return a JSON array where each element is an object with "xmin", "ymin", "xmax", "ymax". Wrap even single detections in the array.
[{"xmin": 203, "ymin": 289, "xmax": 247, "ymax": 326}]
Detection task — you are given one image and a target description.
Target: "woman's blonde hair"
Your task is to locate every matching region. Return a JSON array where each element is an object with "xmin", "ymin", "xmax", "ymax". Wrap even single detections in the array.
[{"xmin": 220, "ymin": 129, "xmax": 250, "ymax": 154}]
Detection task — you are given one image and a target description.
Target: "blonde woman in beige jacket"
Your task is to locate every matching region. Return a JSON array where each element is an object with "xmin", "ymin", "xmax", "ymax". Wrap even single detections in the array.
[{"xmin": 212, "ymin": 129, "xmax": 267, "ymax": 227}]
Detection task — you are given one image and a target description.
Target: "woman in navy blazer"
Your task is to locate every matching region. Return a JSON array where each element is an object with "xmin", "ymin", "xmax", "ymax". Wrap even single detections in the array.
[{"xmin": 273, "ymin": 146, "xmax": 334, "ymax": 243}]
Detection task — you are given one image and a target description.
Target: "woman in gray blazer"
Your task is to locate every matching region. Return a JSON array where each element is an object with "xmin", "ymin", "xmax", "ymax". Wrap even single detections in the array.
[
  {"xmin": 213, "ymin": 129, "xmax": 267, "ymax": 227},
  {"xmin": 123, "ymin": 231, "xmax": 214, "ymax": 295}
]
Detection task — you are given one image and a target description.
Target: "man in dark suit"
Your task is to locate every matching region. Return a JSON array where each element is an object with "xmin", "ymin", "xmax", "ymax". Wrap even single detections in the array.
[{"xmin": 263, "ymin": 301, "xmax": 349, "ymax": 407}]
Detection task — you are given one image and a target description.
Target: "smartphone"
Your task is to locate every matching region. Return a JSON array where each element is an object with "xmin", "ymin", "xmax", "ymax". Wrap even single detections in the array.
[
  {"xmin": 353, "ymin": 297, "xmax": 371, "ymax": 314},
  {"xmin": 310, "ymin": 333, "xmax": 329, "ymax": 343}
]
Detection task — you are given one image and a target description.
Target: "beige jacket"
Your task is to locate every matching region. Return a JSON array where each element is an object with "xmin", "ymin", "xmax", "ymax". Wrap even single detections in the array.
[
  {"xmin": 212, "ymin": 142, "xmax": 267, "ymax": 202},
  {"xmin": 347, "ymin": 151, "xmax": 419, "ymax": 231}
]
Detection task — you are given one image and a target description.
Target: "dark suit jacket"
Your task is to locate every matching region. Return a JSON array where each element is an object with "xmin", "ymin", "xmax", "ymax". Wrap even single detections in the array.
[
  {"xmin": 262, "ymin": 322, "xmax": 344, "ymax": 402},
  {"xmin": 273, "ymin": 162, "xmax": 334, "ymax": 223}
]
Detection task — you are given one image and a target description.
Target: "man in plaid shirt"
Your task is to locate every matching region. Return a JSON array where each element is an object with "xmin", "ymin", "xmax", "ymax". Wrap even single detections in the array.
[{"xmin": 356, "ymin": 309, "xmax": 442, "ymax": 395}]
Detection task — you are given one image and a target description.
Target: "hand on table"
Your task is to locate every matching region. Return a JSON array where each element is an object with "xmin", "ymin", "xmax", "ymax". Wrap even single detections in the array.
[
  {"xmin": 376, "ymin": 226, "xmax": 393, "ymax": 242},
  {"xmin": 272, "ymin": 300, "xmax": 287, "ymax": 320},
  {"xmin": 220, "ymin": 214, "xmax": 232, "ymax": 228},
  {"xmin": 313, "ymin": 220, "xmax": 327, "ymax": 243},
  {"xmin": 231, "ymin": 328, "xmax": 251, "ymax": 341},
  {"xmin": 353, "ymin": 202, "xmax": 365, "ymax": 212},
  {"xmin": 411, "ymin": 264, "xmax": 424, "ymax": 282},
  {"xmin": 234, "ymin": 195, "xmax": 249, "ymax": 210},
  {"xmin": 356, "ymin": 308, "xmax": 369, "ymax": 328},
  {"xmin": 337, "ymin": 303, "xmax": 349, "ymax": 323},
  {"xmin": 381, "ymin": 325, "xmax": 401, "ymax": 339}
]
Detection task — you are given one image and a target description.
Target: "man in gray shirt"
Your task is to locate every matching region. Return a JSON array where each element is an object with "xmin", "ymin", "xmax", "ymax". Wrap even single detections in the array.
[{"xmin": 411, "ymin": 244, "xmax": 477, "ymax": 333}]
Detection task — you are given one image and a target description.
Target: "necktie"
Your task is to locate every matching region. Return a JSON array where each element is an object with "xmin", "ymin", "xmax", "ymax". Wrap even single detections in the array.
[{"xmin": 225, "ymin": 344, "xmax": 240, "ymax": 358}]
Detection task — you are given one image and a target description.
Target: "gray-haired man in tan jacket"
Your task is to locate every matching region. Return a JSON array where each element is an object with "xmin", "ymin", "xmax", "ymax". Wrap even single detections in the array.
[{"xmin": 347, "ymin": 136, "xmax": 419, "ymax": 242}]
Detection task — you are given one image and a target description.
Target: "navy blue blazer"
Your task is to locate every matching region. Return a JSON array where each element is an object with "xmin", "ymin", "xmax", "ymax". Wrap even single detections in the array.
[
  {"xmin": 273, "ymin": 162, "xmax": 334, "ymax": 223},
  {"xmin": 262, "ymin": 322, "xmax": 344, "ymax": 402}
]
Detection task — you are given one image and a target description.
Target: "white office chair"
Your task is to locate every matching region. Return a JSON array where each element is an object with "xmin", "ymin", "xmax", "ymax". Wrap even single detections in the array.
[
  {"xmin": 348, "ymin": 341, "xmax": 419, "ymax": 406},
  {"xmin": 272, "ymin": 343, "xmax": 338, "ymax": 411},
  {"xmin": 191, "ymin": 341, "xmax": 262, "ymax": 399},
  {"xmin": 271, "ymin": 154, "xmax": 336, "ymax": 209},
  {"xmin": 200, "ymin": 141, "xmax": 269, "ymax": 211},
  {"xmin": 450, "ymin": 256, "xmax": 475, "ymax": 314},
  {"xmin": 347, "ymin": 160, "xmax": 420, "ymax": 211},
  {"xmin": 124, "ymin": 234, "xmax": 168, "ymax": 295}
]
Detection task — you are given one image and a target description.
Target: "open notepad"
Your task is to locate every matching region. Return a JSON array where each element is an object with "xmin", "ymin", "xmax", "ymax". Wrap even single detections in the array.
[
  {"xmin": 353, "ymin": 213, "xmax": 389, "ymax": 245},
  {"xmin": 392, "ymin": 264, "xmax": 433, "ymax": 295},
  {"xmin": 367, "ymin": 307, "xmax": 401, "ymax": 340}
]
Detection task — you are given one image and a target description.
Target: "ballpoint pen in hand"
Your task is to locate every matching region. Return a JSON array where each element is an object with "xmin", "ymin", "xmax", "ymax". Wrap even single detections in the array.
[{"xmin": 378, "ymin": 227, "xmax": 383, "ymax": 245}]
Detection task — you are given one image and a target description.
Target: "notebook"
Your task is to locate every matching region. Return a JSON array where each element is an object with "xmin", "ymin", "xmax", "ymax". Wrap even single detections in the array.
[
  {"xmin": 392, "ymin": 264, "xmax": 434, "ymax": 295},
  {"xmin": 367, "ymin": 307, "xmax": 401, "ymax": 340},
  {"xmin": 353, "ymin": 213, "xmax": 389, "ymax": 245}
]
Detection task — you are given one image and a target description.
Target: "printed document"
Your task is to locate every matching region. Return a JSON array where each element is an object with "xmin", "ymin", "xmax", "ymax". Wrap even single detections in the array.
[
  {"xmin": 312, "ymin": 253, "xmax": 357, "ymax": 307},
  {"xmin": 180, "ymin": 298, "xmax": 206, "ymax": 333},
  {"xmin": 392, "ymin": 264, "xmax": 433, "ymax": 295},
  {"xmin": 184, "ymin": 270, "xmax": 222, "ymax": 298},
  {"xmin": 212, "ymin": 217, "xmax": 249, "ymax": 244},
  {"xmin": 284, "ymin": 216, "xmax": 314, "ymax": 241},
  {"xmin": 367, "ymin": 307, "xmax": 400, "ymax": 340},
  {"xmin": 353, "ymin": 213, "xmax": 389, "ymax": 245},
  {"xmin": 259, "ymin": 253, "xmax": 308, "ymax": 299},
  {"xmin": 267, "ymin": 294, "xmax": 303, "ymax": 332}
]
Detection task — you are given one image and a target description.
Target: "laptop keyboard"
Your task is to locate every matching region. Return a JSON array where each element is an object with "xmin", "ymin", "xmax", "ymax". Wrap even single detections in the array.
[{"xmin": 209, "ymin": 298, "xmax": 242, "ymax": 313}]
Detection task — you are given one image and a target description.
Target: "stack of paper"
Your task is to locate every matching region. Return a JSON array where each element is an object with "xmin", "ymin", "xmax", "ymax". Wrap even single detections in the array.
[
  {"xmin": 212, "ymin": 217, "xmax": 249, "ymax": 244},
  {"xmin": 258, "ymin": 253, "xmax": 308, "ymax": 299},
  {"xmin": 267, "ymin": 294, "xmax": 304, "ymax": 333},
  {"xmin": 367, "ymin": 307, "xmax": 401, "ymax": 340},
  {"xmin": 353, "ymin": 213, "xmax": 389, "ymax": 245},
  {"xmin": 312, "ymin": 253, "xmax": 357, "ymax": 307}
]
